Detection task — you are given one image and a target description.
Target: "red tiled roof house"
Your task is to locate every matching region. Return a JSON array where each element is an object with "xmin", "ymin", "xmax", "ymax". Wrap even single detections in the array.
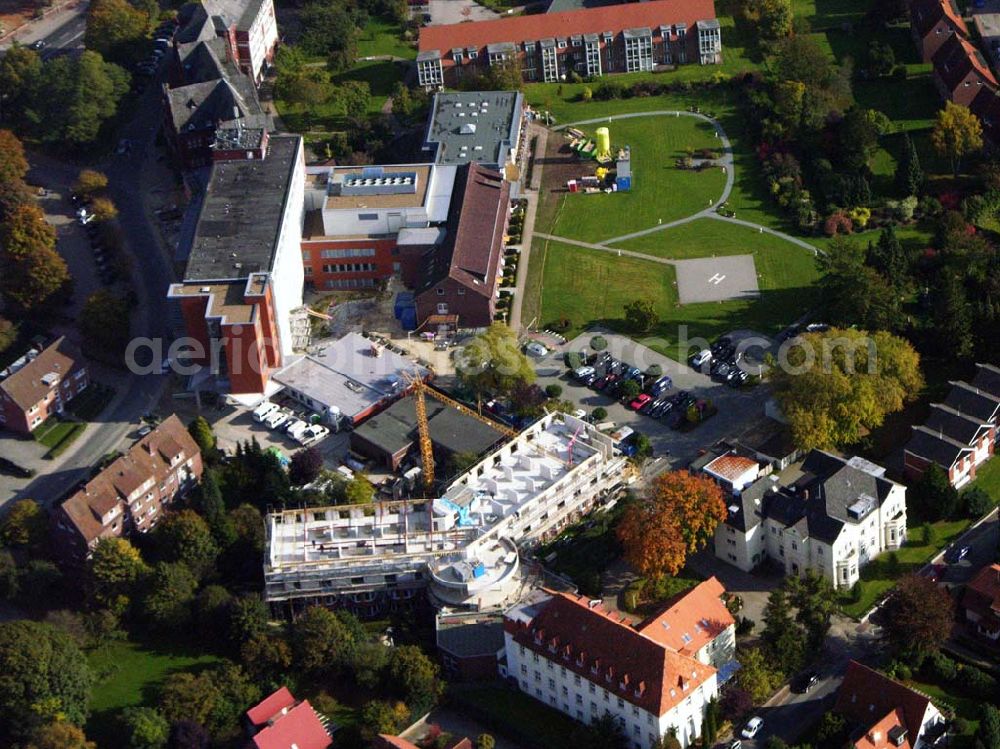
[
  {"xmin": 416, "ymin": 0, "xmax": 721, "ymax": 88},
  {"xmin": 52, "ymin": 415, "xmax": 203, "ymax": 562},
  {"xmin": 245, "ymin": 687, "xmax": 332, "ymax": 749},
  {"xmin": 502, "ymin": 588, "xmax": 724, "ymax": 749},
  {"xmin": 835, "ymin": 661, "xmax": 947, "ymax": 749},
  {"xmin": 960, "ymin": 563, "xmax": 1000, "ymax": 641},
  {"xmin": 932, "ymin": 33, "xmax": 998, "ymax": 108},
  {"xmin": 0, "ymin": 337, "xmax": 89, "ymax": 435},
  {"xmin": 910, "ymin": 0, "xmax": 969, "ymax": 63}
]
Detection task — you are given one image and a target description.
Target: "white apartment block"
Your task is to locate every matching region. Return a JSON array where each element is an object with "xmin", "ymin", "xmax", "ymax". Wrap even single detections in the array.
[
  {"xmin": 502, "ymin": 585, "xmax": 727, "ymax": 749},
  {"xmin": 714, "ymin": 450, "xmax": 907, "ymax": 590},
  {"xmin": 263, "ymin": 413, "xmax": 629, "ymax": 617}
]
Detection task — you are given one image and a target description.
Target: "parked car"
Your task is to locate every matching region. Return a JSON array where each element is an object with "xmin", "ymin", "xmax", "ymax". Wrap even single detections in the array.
[
  {"xmin": 690, "ymin": 349, "xmax": 712, "ymax": 369},
  {"xmin": 115, "ymin": 139, "xmax": 131, "ymax": 155},
  {"xmin": 792, "ymin": 669, "xmax": 820, "ymax": 693},
  {"xmin": 526, "ymin": 341, "xmax": 548, "ymax": 357},
  {"xmin": 630, "ymin": 393, "xmax": 652, "ymax": 411},
  {"xmin": 573, "ymin": 365, "xmax": 595, "ymax": 381},
  {"xmin": 29, "ymin": 39, "xmax": 47, "ymax": 50},
  {"xmin": 285, "ymin": 419, "xmax": 309, "ymax": 441},
  {"xmin": 299, "ymin": 424, "xmax": 329, "ymax": 445},
  {"xmin": 253, "ymin": 401, "xmax": 279, "ymax": 422},
  {"xmin": 265, "ymin": 409, "xmax": 289, "ymax": 430},
  {"xmin": 946, "ymin": 545, "xmax": 970, "ymax": 563},
  {"xmin": 649, "ymin": 374, "xmax": 673, "ymax": 395},
  {"xmin": 742, "ymin": 717, "xmax": 763, "ymax": 739}
]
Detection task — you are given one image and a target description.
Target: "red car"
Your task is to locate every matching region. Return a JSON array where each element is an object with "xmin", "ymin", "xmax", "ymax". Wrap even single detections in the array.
[{"xmin": 630, "ymin": 393, "xmax": 652, "ymax": 410}]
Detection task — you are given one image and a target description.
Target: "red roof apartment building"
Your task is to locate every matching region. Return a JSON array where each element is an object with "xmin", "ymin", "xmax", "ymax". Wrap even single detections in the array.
[
  {"xmin": 834, "ymin": 661, "xmax": 947, "ymax": 749},
  {"xmin": 904, "ymin": 364, "xmax": 1000, "ymax": 488},
  {"xmin": 932, "ymin": 33, "xmax": 997, "ymax": 108},
  {"xmin": 417, "ymin": 0, "xmax": 721, "ymax": 88},
  {"xmin": 244, "ymin": 687, "xmax": 332, "ymax": 749},
  {"xmin": 0, "ymin": 337, "xmax": 89, "ymax": 435},
  {"xmin": 502, "ymin": 584, "xmax": 730, "ymax": 749},
  {"xmin": 52, "ymin": 415, "xmax": 203, "ymax": 562},
  {"xmin": 910, "ymin": 0, "xmax": 969, "ymax": 62},
  {"xmin": 168, "ymin": 133, "xmax": 306, "ymax": 395}
]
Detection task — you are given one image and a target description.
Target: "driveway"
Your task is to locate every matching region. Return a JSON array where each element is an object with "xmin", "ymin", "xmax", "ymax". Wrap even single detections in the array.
[{"xmin": 531, "ymin": 331, "xmax": 770, "ymax": 467}]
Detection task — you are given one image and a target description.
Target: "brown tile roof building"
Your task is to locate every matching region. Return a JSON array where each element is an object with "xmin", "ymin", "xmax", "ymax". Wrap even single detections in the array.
[
  {"xmin": 835, "ymin": 661, "xmax": 944, "ymax": 749},
  {"xmin": 417, "ymin": 0, "xmax": 721, "ymax": 87},
  {"xmin": 932, "ymin": 33, "xmax": 997, "ymax": 107},
  {"xmin": 53, "ymin": 414, "xmax": 203, "ymax": 561},
  {"xmin": 910, "ymin": 0, "xmax": 969, "ymax": 62},
  {"xmin": 0, "ymin": 337, "xmax": 89, "ymax": 435},
  {"xmin": 411, "ymin": 163, "xmax": 510, "ymax": 329}
]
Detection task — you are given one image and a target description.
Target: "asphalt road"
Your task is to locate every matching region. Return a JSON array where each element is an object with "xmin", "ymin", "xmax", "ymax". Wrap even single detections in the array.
[
  {"xmin": 38, "ymin": 11, "xmax": 87, "ymax": 57},
  {"xmin": 8, "ymin": 71, "xmax": 174, "ymax": 509}
]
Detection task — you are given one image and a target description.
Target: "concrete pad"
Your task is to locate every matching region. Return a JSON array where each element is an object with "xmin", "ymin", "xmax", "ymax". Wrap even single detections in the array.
[{"xmin": 675, "ymin": 255, "xmax": 759, "ymax": 304}]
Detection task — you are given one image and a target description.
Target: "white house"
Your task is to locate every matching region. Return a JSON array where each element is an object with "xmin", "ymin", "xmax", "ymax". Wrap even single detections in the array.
[
  {"xmin": 835, "ymin": 661, "xmax": 947, "ymax": 749},
  {"xmin": 502, "ymin": 587, "xmax": 726, "ymax": 749},
  {"xmin": 713, "ymin": 450, "xmax": 907, "ymax": 590}
]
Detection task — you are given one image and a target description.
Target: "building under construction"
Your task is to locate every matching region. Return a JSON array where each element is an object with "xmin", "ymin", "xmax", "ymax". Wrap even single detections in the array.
[{"xmin": 263, "ymin": 412, "xmax": 629, "ymax": 618}]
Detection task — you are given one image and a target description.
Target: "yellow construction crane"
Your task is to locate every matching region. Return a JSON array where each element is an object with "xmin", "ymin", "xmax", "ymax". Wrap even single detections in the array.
[{"xmin": 402, "ymin": 372, "xmax": 518, "ymax": 493}]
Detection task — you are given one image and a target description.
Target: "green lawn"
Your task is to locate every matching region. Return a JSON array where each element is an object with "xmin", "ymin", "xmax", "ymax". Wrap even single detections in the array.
[
  {"xmin": 809, "ymin": 222, "xmax": 935, "ymax": 254},
  {"xmin": 972, "ymin": 457, "xmax": 1000, "ymax": 501},
  {"xmin": 87, "ymin": 639, "xmax": 222, "ymax": 747},
  {"xmin": 792, "ymin": 0, "xmax": 869, "ymax": 30},
  {"xmin": 543, "ymin": 117, "xmax": 727, "ymax": 242},
  {"xmin": 904, "ymin": 678, "xmax": 979, "ymax": 748},
  {"xmin": 356, "ymin": 16, "xmax": 416, "ymax": 60},
  {"xmin": 532, "ymin": 223, "xmax": 819, "ymax": 361},
  {"xmin": 536, "ymin": 504, "xmax": 628, "ymax": 596},
  {"xmin": 448, "ymin": 684, "xmax": 580, "ymax": 749},
  {"xmin": 275, "ymin": 59, "xmax": 405, "ymax": 132},
  {"xmin": 34, "ymin": 418, "xmax": 87, "ymax": 457},
  {"xmin": 839, "ymin": 519, "xmax": 971, "ymax": 618}
]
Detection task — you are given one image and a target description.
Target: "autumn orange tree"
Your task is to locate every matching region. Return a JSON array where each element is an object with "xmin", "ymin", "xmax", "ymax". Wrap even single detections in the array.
[{"xmin": 616, "ymin": 471, "xmax": 727, "ymax": 578}]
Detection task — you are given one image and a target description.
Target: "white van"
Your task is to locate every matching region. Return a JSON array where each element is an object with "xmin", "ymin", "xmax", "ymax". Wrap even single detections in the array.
[
  {"xmin": 265, "ymin": 409, "xmax": 289, "ymax": 430},
  {"xmin": 252, "ymin": 401, "xmax": 278, "ymax": 422}
]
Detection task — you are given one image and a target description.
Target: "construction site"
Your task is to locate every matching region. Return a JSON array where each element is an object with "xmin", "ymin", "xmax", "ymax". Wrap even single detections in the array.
[{"xmin": 262, "ymin": 411, "xmax": 630, "ymax": 618}]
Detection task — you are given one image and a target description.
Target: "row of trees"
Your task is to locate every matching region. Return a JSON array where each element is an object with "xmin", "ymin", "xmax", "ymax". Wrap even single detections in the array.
[
  {"xmin": 0, "ymin": 45, "xmax": 129, "ymax": 147},
  {"xmin": 0, "ymin": 130, "xmax": 70, "ymax": 343}
]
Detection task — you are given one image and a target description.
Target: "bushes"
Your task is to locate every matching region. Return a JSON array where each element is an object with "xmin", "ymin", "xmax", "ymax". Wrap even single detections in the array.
[
  {"xmin": 564, "ymin": 351, "xmax": 582, "ymax": 370},
  {"xmin": 591, "ymin": 407, "xmax": 608, "ymax": 421},
  {"xmin": 622, "ymin": 579, "xmax": 644, "ymax": 613},
  {"xmin": 962, "ymin": 487, "xmax": 993, "ymax": 518},
  {"xmin": 545, "ymin": 384, "xmax": 563, "ymax": 398},
  {"xmin": 924, "ymin": 651, "xmax": 998, "ymax": 694},
  {"xmin": 589, "ymin": 335, "xmax": 607, "ymax": 351}
]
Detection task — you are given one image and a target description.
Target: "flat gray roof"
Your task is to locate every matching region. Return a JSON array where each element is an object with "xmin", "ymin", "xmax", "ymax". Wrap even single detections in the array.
[
  {"xmin": 273, "ymin": 332, "xmax": 426, "ymax": 419},
  {"xmin": 183, "ymin": 135, "xmax": 301, "ymax": 281},
  {"xmin": 424, "ymin": 91, "xmax": 523, "ymax": 168}
]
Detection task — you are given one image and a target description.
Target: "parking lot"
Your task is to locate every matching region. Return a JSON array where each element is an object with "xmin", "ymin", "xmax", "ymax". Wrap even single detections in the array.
[{"xmin": 531, "ymin": 331, "xmax": 772, "ymax": 466}]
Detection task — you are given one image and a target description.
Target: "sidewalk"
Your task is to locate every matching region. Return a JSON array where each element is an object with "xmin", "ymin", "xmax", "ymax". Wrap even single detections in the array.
[
  {"xmin": 507, "ymin": 123, "xmax": 548, "ymax": 332},
  {"xmin": 0, "ymin": 0, "xmax": 85, "ymax": 49}
]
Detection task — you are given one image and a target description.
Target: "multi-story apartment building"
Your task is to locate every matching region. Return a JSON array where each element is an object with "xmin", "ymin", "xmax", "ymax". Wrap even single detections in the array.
[
  {"xmin": 417, "ymin": 0, "xmax": 721, "ymax": 88},
  {"xmin": 53, "ymin": 415, "xmax": 203, "ymax": 562},
  {"xmin": 0, "ymin": 337, "xmax": 88, "ymax": 435},
  {"xmin": 904, "ymin": 364, "xmax": 1000, "ymax": 488},
  {"xmin": 168, "ymin": 134, "xmax": 305, "ymax": 395},
  {"xmin": 713, "ymin": 450, "xmax": 907, "ymax": 589},
  {"xmin": 502, "ymin": 589, "xmax": 720, "ymax": 749},
  {"xmin": 263, "ymin": 412, "xmax": 629, "ymax": 617}
]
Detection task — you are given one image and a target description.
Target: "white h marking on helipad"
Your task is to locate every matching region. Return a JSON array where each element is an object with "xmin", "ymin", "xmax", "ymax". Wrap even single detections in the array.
[{"xmin": 708, "ymin": 273, "xmax": 726, "ymax": 285}]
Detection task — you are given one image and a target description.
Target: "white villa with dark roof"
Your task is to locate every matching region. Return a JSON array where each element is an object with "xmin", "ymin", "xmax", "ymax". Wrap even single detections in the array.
[{"xmin": 714, "ymin": 450, "xmax": 907, "ymax": 589}]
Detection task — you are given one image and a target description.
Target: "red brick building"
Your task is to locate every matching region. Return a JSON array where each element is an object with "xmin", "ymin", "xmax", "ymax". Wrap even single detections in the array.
[
  {"xmin": 417, "ymin": 0, "xmax": 721, "ymax": 88},
  {"xmin": 0, "ymin": 337, "xmax": 88, "ymax": 435},
  {"xmin": 910, "ymin": 0, "xmax": 969, "ymax": 62},
  {"xmin": 174, "ymin": 0, "xmax": 278, "ymax": 85},
  {"xmin": 53, "ymin": 415, "xmax": 203, "ymax": 562},
  {"xmin": 960, "ymin": 563, "xmax": 1000, "ymax": 641}
]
